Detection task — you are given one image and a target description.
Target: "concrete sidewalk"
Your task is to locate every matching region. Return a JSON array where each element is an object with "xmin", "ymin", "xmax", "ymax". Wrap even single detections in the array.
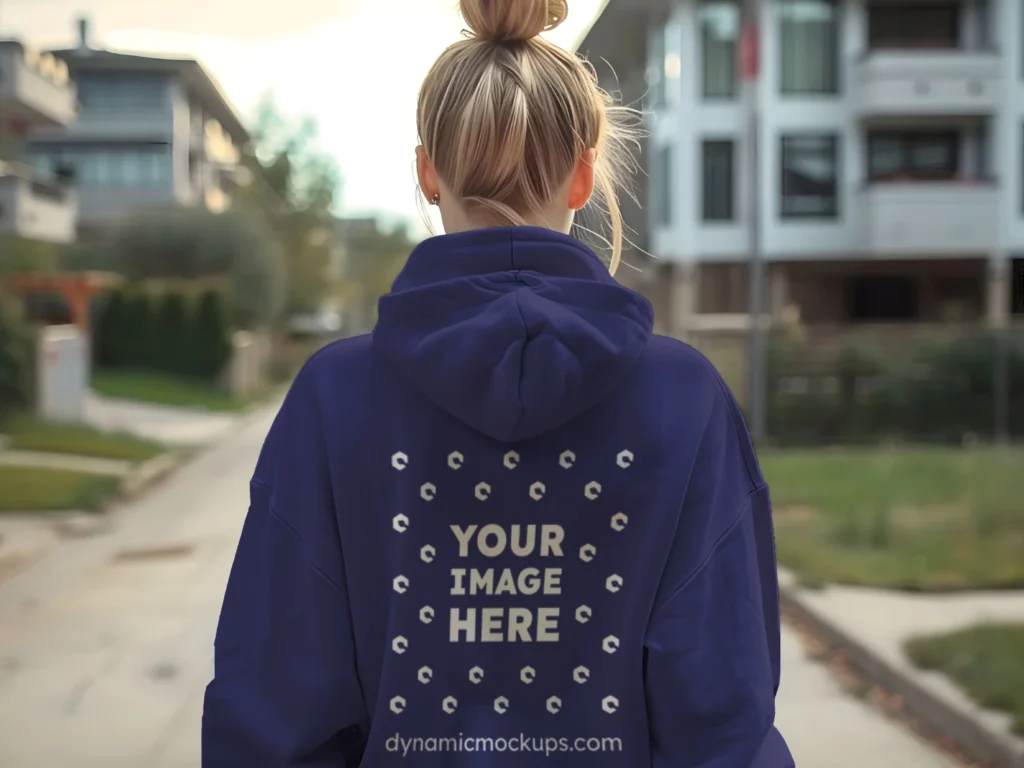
[
  {"xmin": 0, "ymin": 404, "xmax": 275, "ymax": 768},
  {"xmin": 781, "ymin": 568, "xmax": 1024, "ymax": 767},
  {"xmin": 84, "ymin": 393, "xmax": 241, "ymax": 448}
]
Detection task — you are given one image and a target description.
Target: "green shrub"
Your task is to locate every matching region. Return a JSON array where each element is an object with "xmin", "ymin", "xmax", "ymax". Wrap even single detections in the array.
[
  {"xmin": 191, "ymin": 290, "xmax": 232, "ymax": 379},
  {"xmin": 123, "ymin": 292, "xmax": 156, "ymax": 369},
  {"xmin": 767, "ymin": 330, "xmax": 1024, "ymax": 446},
  {"xmin": 0, "ymin": 291, "xmax": 33, "ymax": 420},
  {"xmin": 95, "ymin": 289, "xmax": 128, "ymax": 368},
  {"xmin": 153, "ymin": 292, "xmax": 190, "ymax": 375}
]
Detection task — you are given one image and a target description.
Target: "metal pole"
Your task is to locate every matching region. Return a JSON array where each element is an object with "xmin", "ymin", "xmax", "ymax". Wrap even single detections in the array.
[
  {"xmin": 995, "ymin": 324, "xmax": 1009, "ymax": 447},
  {"xmin": 741, "ymin": 0, "xmax": 766, "ymax": 442},
  {"xmin": 993, "ymin": 257, "xmax": 1010, "ymax": 447}
]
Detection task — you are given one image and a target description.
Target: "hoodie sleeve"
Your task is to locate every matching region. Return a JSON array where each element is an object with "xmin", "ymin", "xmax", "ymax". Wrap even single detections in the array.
[
  {"xmin": 202, "ymin": 366, "xmax": 367, "ymax": 767},
  {"xmin": 645, "ymin": 377, "xmax": 793, "ymax": 768}
]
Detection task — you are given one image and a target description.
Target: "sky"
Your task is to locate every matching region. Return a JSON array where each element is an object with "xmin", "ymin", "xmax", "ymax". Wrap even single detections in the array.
[{"xmin": 1, "ymin": 0, "xmax": 608, "ymax": 233}]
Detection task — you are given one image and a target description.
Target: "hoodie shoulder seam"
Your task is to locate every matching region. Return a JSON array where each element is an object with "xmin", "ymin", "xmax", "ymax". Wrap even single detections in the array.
[{"xmin": 649, "ymin": 488, "xmax": 759, "ymax": 616}]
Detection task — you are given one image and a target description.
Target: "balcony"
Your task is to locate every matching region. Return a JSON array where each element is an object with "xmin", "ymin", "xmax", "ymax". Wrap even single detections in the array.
[
  {"xmin": 852, "ymin": 50, "xmax": 1001, "ymax": 116},
  {"xmin": 858, "ymin": 181, "xmax": 996, "ymax": 255},
  {"xmin": 0, "ymin": 163, "xmax": 77, "ymax": 244},
  {"xmin": 0, "ymin": 41, "xmax": 77, "ymax": 128}
]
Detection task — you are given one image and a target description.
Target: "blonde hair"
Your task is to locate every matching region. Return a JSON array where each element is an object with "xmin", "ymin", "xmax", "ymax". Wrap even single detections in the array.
[{"xmin": 417, "ymin": 0, "xmax": 639, "ymax": 274}]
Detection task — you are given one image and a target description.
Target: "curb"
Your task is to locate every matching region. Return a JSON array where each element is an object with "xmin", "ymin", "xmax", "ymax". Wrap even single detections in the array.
[
  {"xmin": 112, "ymin": 395, "xmax": 281, "ymax": 507},
  {"xmin": 780, "ymin": 581, "xmax": 1024, "ymax": 768},
  {"xmin": 117, "ymin": 451, "xmax": 188, "ymax": 505}
]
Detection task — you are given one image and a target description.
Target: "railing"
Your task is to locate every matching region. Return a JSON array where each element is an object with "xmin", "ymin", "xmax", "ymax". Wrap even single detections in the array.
[
  {"xmin": 21, "ymin": 48, "xmax": 71, "ymax": 89},
  {"xmin": 0, "ymin": 159, "xmax": 72, "ymax": 203}
]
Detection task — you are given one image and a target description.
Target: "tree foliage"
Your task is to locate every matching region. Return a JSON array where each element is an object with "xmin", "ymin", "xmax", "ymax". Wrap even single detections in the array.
[
  {"xmin": 340, "ymin": 221, "xmax": 418, "ymax": 331},
  {"xmin": 111, "ymin": 207, "xmax": 286, "ymax": 330},
  {"xmin": 242, "ymin": 92, "xmax": 341, "ymax": 315}
]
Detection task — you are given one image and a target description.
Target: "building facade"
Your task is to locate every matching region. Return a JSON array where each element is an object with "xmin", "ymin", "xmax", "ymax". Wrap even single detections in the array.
[
  {"xmin": 0, "ymin": 39, "xmax": 78, "ymax": 244},
  {"xmin": 26, "ymin": 19, "xmax": 249, "ymax": 239},
  {"xmin": 580, "ymin": 0, "xmax": 1020, "ymax": 338}
]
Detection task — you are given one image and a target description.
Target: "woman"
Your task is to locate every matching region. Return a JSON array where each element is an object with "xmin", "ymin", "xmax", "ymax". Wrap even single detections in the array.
[{"xmin": 202, "ymin": 1, "xmax": 794, "ymax": 765}]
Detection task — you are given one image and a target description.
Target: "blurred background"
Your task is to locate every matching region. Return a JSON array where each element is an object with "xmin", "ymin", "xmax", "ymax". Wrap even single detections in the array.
[{"xmin": 0, "ymin": 0, "xmax": 1022, "ymax": 766}]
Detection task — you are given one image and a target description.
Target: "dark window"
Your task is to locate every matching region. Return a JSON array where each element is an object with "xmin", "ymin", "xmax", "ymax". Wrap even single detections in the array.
[
  {"xmin": 845, "ymin": 276, "xmax": 920, "ymax": 321},
  {"xmin": 1013, "ymin": 258, "xmax": 1024, "ymax": 315},
  {"xmin": 700, "ymin": 1, "xmax": 739, "ymax": 99},
  {"xmin": 1020, "ymin": 123, "xmax": 1024, "ymax": 213},
  {"xmin": 867, "ymin": 2, "xmax": 959, "ymax": 49},
  {"xmin": 702, "ymin": 139, "xmax": 736, "ymax": 221},
  {"xmin": 778, "ymin": 0, "xmax": 839, "ymax": 94},
  {"xmin": 867, "ymin": 131, "xmax": 960, "ymax": 181},
  {"xmin": 780, "ymin": 134, "xmax": 838, "ymax": 218},
  {"xmin": 651, "ymin": 145, "xmax": 673, "ymax": 227}
]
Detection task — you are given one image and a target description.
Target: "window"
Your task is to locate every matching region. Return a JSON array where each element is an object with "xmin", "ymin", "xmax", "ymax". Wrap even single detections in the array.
[
  {"xmin": 700, "ymin": 1, "xmax": 739, "ymax": 99},
  {"xmin": 647, "ymin": 24, "xmax": 667, "ymax": 107},
  {"xmin": 867, "ymin": 131, "xmax": 959, "ymax": 181},
  {"xmin": 651, "ymin": 145, "xmax": 673, "ymax": 227},
  {"xmin": 845, "ymin": 276, "xmax": 920, "ymax": 321},
  {"xmin": 867, "ymin": 2, "xmax": 959, "ymax": 49},
  {"xmin": 701, "ymin": 140, "xmax": 736, "ymax": 221},
  {"xmin": 77, "ymin": 74, "xmax": 167, "ymax": 112},
  {"xmin": 778, "ymin": 0, "xmax": 839, "ymax": 94},
  {"xmin": 780, "ymin": 134, "xmax": 838, "ymax": 218},
  {"xmin": 31, "ymin": 144, "xmax": 172, "ymax": 188}
]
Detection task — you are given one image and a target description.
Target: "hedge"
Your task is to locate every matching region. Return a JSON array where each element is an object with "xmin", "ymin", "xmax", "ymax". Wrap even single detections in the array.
[
  {"xmin": 766, "ymin": 330, "xmax": 1024, "ymax": 445},
  {"xmin": 0, "ymin": 291, "xmax": 35, "ymax": 420},
  {"xmin": 94, "ymin": 288, "xmax": 233, "ymax": 381}
]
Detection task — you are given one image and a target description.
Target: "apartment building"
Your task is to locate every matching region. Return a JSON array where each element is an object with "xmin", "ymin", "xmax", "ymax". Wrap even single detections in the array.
[
  {"xmin": 580, "ymin": 0, "xmax": 1021, "ymax": 337},
  {"xmin": 0, "ymin": 39, "xmax": 78, "ymax": 244},
  {"xmin": 27, "ymin": 19, "xmax": 249, "ymax": 239}
]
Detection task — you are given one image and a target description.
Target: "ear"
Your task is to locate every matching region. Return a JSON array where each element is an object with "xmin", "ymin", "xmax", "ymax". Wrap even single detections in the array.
[
  {"xmin": 568, "ymin": 148, "xmax": 597, "ymax": 211},
  {"xmin": 416, "ymin": 145, "xmax": 439, "ymax": 203}
]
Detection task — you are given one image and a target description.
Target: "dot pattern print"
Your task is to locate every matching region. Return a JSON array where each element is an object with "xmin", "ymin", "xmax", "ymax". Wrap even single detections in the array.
[{"xmin": 386, "ymin": 447, "xmax": 633, "ymax": 718}]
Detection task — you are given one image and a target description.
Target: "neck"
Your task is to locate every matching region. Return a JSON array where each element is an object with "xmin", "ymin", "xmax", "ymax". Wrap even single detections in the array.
[{"xmin": 439, "ymin": 204, "xmax": 573, "ymax": 236}]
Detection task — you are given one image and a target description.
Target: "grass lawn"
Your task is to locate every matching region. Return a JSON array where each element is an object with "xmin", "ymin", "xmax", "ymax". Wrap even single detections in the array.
[
  {"xmin": 0, "ymin": 466, "xmax": 122, "ymax": 512},
  {"xmin": 92, "ymin": 370, "xmax": 250, "ymax": 412},
  {"xmin": 762, "ymin": 448, "xmax": 1024, "ymax": 591},
  {"xmin": 3, "ymin": 415, "xmax": 164, "ymax": 462},
  {"xmin": 906, "ymin": 624, "xmax": 1024, "ymax": 735}
]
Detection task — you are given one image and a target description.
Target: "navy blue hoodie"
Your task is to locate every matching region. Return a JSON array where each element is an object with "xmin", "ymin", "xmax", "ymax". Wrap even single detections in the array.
[{"xmin": 203, "ymin": 226, "xmax": 794, "ymax": 767}]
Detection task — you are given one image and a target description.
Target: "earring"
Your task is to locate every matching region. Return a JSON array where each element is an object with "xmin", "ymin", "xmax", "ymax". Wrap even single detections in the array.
[{"xmin": 431, "ymin": 193, "xmax": 440, "ymax": 206}]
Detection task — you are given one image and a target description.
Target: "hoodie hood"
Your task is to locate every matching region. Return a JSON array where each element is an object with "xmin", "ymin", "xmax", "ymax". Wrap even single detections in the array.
[{"xmin": 373, "ymin": 226, "xmax": 654, "ymax": 443}]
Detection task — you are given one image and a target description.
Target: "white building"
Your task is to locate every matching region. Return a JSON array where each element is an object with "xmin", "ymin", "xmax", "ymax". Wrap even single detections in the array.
[
  {"xmin": 0, "ymin": 39, "xmax": 78, "ymax": 244},
  {"xmin": 580, "ymin": 0, "xmax": 1019, "ymax": 337}
]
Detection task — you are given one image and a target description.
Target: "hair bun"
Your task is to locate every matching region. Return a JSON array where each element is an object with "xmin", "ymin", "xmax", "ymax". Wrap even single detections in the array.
[{"xmin": 460, "ymin": 0, "xmax": 569, "ymax": 43}]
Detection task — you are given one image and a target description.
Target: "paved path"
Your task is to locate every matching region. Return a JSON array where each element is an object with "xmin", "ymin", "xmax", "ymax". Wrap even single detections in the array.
[
  {"xmin": 789, "ymin": 572, "xmax": 1024, "ymax": 759},
  {"xmin": 84, "ymin": 393, "xmax": 240, "ymax": 448},
  {"xmin": 0, "ymin": 404, "xmax": 960, "ymax": 767}
]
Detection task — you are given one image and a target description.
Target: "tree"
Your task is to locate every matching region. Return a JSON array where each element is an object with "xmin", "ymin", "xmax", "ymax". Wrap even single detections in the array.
[
  {"xmin": 111, "ymin": 207, "xmax": 286, "ymax": 330},
  {"xmin": 341, "ymin": 221, "xmax": 417, "ymax": 332},
  {"xmin": 243, "ymin": 93, "xmax": 342, "ymax": 316}
]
